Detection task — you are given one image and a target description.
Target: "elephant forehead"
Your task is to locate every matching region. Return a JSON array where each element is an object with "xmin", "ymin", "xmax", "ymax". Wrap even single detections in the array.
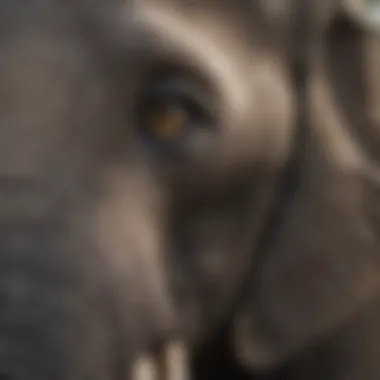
[{"xmin": 0, "ymin": 9, "xmax": 111, "ymax": 179}]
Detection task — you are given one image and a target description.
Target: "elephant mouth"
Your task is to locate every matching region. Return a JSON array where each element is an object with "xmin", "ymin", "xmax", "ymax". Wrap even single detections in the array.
[{"xmin": 131, "ymin": 341, "xmax": 190, "ymax": 380}]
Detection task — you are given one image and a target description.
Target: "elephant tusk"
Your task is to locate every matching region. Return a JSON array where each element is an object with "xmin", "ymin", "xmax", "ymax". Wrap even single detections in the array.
[
  {"xmin": 131, "ymin": 353, "xmax": 157, "ymax": 380},
  {"xmin": 161, "ymin": 341, "xmax": 189, "ymax": 380},
  {"xmin": 131, "ymin": 341, "xmax": 190, "ymax": 380}
]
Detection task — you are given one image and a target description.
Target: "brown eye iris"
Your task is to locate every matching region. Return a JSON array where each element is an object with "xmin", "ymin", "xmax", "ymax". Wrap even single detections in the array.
[
  {"xmin": 138, "ymin": 95, "xmax": 206, "ymax": 147},
  {"xmin": 146, "ymin": 103, "xmax": 188, "ymax": 141}
]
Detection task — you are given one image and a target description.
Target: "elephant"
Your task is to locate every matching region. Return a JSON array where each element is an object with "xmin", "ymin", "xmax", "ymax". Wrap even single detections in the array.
[{"xmin": 0, "ymin": 0, "xmax": 379, "ymax": 380}]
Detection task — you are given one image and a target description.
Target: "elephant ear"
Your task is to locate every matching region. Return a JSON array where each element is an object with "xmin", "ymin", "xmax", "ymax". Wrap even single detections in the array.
[{"xmin": 233, "ymin": 3, "xmax": 380, "ymax": 372}]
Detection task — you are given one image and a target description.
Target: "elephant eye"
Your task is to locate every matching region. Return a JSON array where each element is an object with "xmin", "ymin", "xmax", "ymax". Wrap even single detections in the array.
[
  {"xmin": 141, "ymin": 98, "xmax": 199, "ymax": 141},
  {"xmin": 135, "ymin": 75, "xmax": 215, "ymax": 157}
]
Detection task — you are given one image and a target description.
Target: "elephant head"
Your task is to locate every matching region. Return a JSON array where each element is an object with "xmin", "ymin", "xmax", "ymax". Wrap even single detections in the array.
[{"xmin": 1, "ymin": 0, "xmax": 379, "ymax": 380}]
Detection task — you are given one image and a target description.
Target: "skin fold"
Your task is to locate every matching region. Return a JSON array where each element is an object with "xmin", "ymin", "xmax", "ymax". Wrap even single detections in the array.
[{"xmin": 0, "ymin": 1, "xmax": 379, "ymax": 380}]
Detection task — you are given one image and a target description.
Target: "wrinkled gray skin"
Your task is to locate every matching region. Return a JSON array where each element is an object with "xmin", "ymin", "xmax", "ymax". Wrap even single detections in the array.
[{"xmin": 0, "ymin": 0, "xmax": 380, "ymax": 380}]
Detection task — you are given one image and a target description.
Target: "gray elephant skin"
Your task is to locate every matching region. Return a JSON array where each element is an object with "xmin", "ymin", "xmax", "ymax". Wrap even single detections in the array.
[{"xmin": 0, "ymin": 1, "xmax": 379, "ymax": 380}]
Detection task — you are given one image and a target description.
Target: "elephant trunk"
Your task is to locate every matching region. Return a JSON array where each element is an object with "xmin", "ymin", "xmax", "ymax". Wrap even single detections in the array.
[{"xmin": 0, "ymin": 174, "xmax": 190, "ymax": 380}]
